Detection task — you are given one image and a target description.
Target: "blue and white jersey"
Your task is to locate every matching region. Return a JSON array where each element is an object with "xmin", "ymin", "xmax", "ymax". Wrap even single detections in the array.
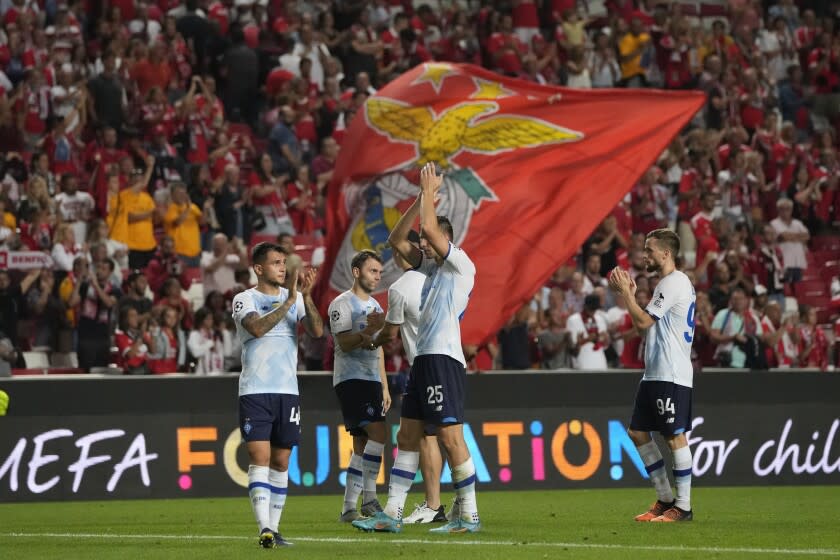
[
  {"xmin": 644, "ymin": 270, "xmax": 696, "ymax": 388},
  {"xmin": 329, "ymin": 290, "xmax": 383, "ymax": 386},
  {"xmin": 232, "ymin": 287, "xmax": 306, "ymax": 396},
  {"xmin": 385, "ymin": 270, "xmax": 424, "ymax": 366},
  {"xmin": 415, "ymin": 242, "xmax": 475, "ymax": 366}
]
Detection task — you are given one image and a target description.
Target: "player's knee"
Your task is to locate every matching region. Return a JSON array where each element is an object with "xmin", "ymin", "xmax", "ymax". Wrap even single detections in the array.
[
  {"xmin": 627, "ymin": 429, "xmax": 651, "ymax": 446},
  {"xmin": 396, "ymin": 427, "xmax": 421, "ymax": 451},
  {"xmin": 437, "ymin": 425, "xmax": 466, "ymax": 454}
]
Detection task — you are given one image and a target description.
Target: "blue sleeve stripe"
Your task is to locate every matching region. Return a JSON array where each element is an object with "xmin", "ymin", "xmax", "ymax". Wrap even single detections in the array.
[
  {"xmin": 673, "ymin": 467, "xmax": 692, "ymax": 478},
  {"xmin": 362, "ymin": 453, "xmax": 382, "ymax": 463},
  {"xmin": 644, "ymin": 459, "xmax": 666, "ymax": 474},
  {"xmin": 269, "ymin": 485, "xmax": 288, "ymax": 495},
  {"xmin": 390, "ymin": 468, "xmax": 416, "ymax": 481},
  {"xmin": 646, "ymin": 310, "xmax": 661, "ymax": 321},
  {"xmin": 453, "ymin": 474, "xmax": 476, "ymax": 489},
  {"xmin": 443, "ymin": 242, "xmax": 452, "ymax": 260},
  {"xmin": 248, "ymin": 482, "xmax": 272, "ymax": 491}
]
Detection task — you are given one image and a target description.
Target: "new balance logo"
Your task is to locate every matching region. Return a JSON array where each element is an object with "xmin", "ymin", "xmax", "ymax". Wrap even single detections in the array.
[{"xmin": 665, "ymin": 417, "xmax": 675, "ymax": 424}]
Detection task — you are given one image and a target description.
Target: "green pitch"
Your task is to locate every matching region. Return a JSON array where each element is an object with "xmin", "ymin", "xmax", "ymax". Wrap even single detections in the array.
[{"xmin": 1, "ymin": 487, "xmax": 838, "ymax": 560}]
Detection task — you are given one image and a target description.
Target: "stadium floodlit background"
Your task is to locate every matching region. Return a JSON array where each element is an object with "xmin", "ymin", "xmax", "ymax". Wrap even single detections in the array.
[{"xmin": 0, "ymin": 0, "xmax": 839, "ymax": 557}]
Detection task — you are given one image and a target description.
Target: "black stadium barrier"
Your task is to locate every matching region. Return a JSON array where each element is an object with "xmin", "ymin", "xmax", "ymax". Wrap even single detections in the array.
[{"xmin": 0, "ymin": 371, "xmax": 838, "ymax": 502}]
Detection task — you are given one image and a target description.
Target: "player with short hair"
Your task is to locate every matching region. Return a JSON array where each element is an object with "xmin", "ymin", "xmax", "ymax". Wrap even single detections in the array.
[
  {"xmin": 375, "ymin": 231, "xmax": 450, "ymax": 524},
  {"xmin": 330, "ymin": 249, "xmax": 392, "ymax": 522},
  {"xmin": 232, "ymin": 242, "xmax": 324, "ymax": 547},
  {"xmin": 353, "ymin": 162, "xmax": 480, "ymax": 534},
  {"xmin": 609, "ymin": 228, "xmax": 696, "ymax": 523}
]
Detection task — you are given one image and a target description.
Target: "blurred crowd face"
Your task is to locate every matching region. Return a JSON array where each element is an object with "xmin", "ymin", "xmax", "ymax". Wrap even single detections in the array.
[{"xmin": 730, "ymin": 289, "xmax": 748, "ymax": 313}]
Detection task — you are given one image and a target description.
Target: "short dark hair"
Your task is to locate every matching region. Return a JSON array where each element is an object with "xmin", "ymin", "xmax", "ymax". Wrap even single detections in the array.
[
  {"xmin": 583, "ymin": 294, "xmax": 601, "ymax": 311},
  {"xmin": 194, "ymin": 307, "xmax": 213, "ymax": 329},
  {"xmin": 436, "ymin": 216, "xmax": 454, "ymax": 240},
  {"xmin": 646, "ymin": 228, "xmax": 680, "ymax": 258},
  {"xmin": 351, "ymin": 250, "xmax": 382, "ymax": 271},
  {"xmin": 251, "ymin": 242, "xmax": 285, "ymax": 265}
]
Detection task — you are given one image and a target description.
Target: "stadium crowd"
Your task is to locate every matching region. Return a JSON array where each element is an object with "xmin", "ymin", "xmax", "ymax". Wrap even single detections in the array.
[{"xmin": 0, "ymin": 0, "xmax": 838, "ymax": 377}]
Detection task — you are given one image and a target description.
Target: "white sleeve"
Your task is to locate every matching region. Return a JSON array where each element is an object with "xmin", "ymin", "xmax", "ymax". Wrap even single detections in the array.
[
  {"xmin": 328, "ymin": 297, "xmax": 353, "ymax": 334},
  {"xmin": 385, "ymin": 286, "xmax": 406, "ymax": 325},
  {"xmin": 645, "ymin": 275, "xmax": 680, "ymax": 320},
  {"xmin": 295, "ymin": 292, "xmax": 306, "ymax": 322},
  {"xmin": 595, "ymin": 314, "xmax": 608, "ymax": 333},
  {"xmin": 232, "ymin": 291, "xmax": 257, "ymax": 326},
  {"xmin": 443, "ymin": 243, "xmax": 475, "ymax": 276},
  {"xmin": 414, "ymin": 256, "xmax": 437, "ymax": 277},
  {"xmin": 567, "ymin": 315, "xmax": 584, "ymax": 344}
]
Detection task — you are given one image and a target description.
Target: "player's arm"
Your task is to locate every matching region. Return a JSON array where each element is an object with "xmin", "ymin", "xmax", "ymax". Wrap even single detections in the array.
[
  {"xmin": 374, "ymin": 287, "xmax": 404, "ymax": 348},
  {"xmin": 388, "ymin": 197, "xmax": 422, "ymax": 268},
  {"xmin": 373, "ymin": 322, "xmax": 400, "ymax": 348},
  {"xmin": 608, "ymin": 268, "xmax": 655, "ymax": 331},
  {"xmin": 299, "ymin": 268, "xmax": 324, "ymax": 338},
  {"xmin": 379, "ymin": 346, "xmax": 391, "ymax": 413},
  {"xmin": 418, "ymin": 162, "xmax": 449, "ymax": 259}
]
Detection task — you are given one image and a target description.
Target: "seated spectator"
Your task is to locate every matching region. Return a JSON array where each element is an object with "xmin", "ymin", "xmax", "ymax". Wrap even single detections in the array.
[
  {"xmin": 617, "ymin": 289, "xmax": 650, "ymax": 369},
  {"xmin": 87, "ymin": 218, "xmax": 129, "ymax": 271},
  {"xmin": 119, "ymin": 270, "xmax": 154, "ymax": 323},
  {"xmin": 76, "ymin": 259, "xmax": 121, "ymax": 371},
  {"xmin": 582, "ymin": 253, "xmax": 607, "ymax": 294},
  {"xmin": 146, "ymin": 236, "xmax": 191, "ymax": 295},
  {"xmin": 797, "ymin": 305, "xmax": 829, "ymax": 369},
  {"xmin": 158, "ymin": 277, "xmax": 194, "ymax": 331},
  {"xmin": 51, "ymin": 223, "xmax": 83, "ymax": 273},
  {"xmin": 201, "ymin": 233, "xmax": 246, "ymax": 295},
  {"xmin": 163, "ymin": 182, "xmax": 204, "ymax": 266},
  {"xmin": 564, "ymin": 271, "xmax": 586, "ymax": 314},
  {"xmin": 0, "ymin": 331, "xmax": 24, "ymax": 376},
  {"xmin": 115, "ymin": 306, "xmax": 154, "ymax": 375},
  {"xmin": 710, "ymin": 288, "xmax": 765, "ymax": 368},
  {"xmin": 247, "ymin": 153, "xmax": 294, "ymax": 236},
  {"xmin": 54, "ymin": 173, "xmax": 94, "ymax": 243},
  {"xmin": 286, "ymin": 164, "xmax": 322, "ymax": 235},
  {"xmin": 567, "ymin": 294, "xmax": 609, "ymax": 370},
  {"xmin": 25, "ymin": 269, "xmax": 64, "ymax": 349},
  {"xmin": 187, "ymin": 307, "xmax": 226, "ymax": 374}
]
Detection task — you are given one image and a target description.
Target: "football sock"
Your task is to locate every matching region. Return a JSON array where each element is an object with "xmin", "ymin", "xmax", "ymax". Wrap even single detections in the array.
[
  {"xmin": 247, "ymin": 465, "xmax": 271, "ymax": 530},
  {"xmin": 637, "ymin": 441, "xmax": 675, "ymax": 503},
  {"xmin": 452, "ymin": 458, "xmax": 479, "ymax": 523},
  {"xmin": 384, "ymin": 449, "xmax": 419, "ymax": 519},
  {"xmin": 672, "ymin": 445, "xmax": 692, "ymax": 511},
  {"xmin": 343, "ymin": 454, "xmax": 364, "ymax": 513},
  {"xmin": 361, "ymin": 440, "xmax": 384, "ymax": 503},
  {"xmin": 268, "ymin": 469, "xmax": 288, "ymax": 531}
]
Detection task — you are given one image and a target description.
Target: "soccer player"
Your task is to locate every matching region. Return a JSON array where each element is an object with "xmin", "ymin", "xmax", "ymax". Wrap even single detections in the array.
[
  {"xmin": 353, "ymin": 162, "xmax": 480, "ymax": 534},
  {"xmin": 330, "ymin": 250, "xmax": 392, "ymax": 522},
  {"xmin": 232, "ymin": 242, "xmax": 324, "ymax": 547},
  {"xmin": 374, "ymin": 232, "xmax": 450, "ymax": 524},
  {"xmin": 609, "ymin": 228, "xmax": 696, "ymax": 523}
]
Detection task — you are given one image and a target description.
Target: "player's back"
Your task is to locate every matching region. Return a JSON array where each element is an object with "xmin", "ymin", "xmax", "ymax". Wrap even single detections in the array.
[
  {"xmin": 232, "ymin": 287, "xmax": 305, "ymax": 396},
  {"xmin": 386, "ymin": 269, "xmax": 424, "ymax": 366},
  {"xmin": 416, "ymin": 243, "xmax": 475, "ymax": 366},
  {"xmin": 643, "ymin": 270, "xmax": 696, "ymax": 387},
  {"xmin": 329, "ymin": 290, "xmax": 382, "ymax": 386}
]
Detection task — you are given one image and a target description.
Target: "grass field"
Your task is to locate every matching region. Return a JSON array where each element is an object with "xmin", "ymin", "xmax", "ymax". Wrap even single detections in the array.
[{"xmin": 1, "ymin": 487, "xmax": 838, "ymax": 560}]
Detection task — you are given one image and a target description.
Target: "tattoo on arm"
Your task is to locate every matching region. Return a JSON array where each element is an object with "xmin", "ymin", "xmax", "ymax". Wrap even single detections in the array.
[
  {"xmin": 240, "ymin": 298, "xmax": 295, "ymax": 338},
  {"xmin": 302, "ymin": 296, "xmax": 324, "ymax": 338}
]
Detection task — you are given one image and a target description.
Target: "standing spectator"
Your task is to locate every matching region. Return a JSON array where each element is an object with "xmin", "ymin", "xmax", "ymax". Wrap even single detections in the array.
[
  {"xmin": 221, "ymin": 25, "xmax": 258, "ymax": 125},
  {"xmin": 148, "ymin": 306, "xmax": 183, "ymax": 374},
  {"xmin": 76, "ymin": 259, "xmax": 121, "ymax": 371},
  {"xmin": 187, "ymin": 307, "xmax": 226, "ymax": 374},
  {"xmin": 286, "ymin": 165, "xmax": 321, "ymax": 235},
  {"xmin": 213, "ymin": 163, "xmax": 246, "ymax": 241},
  {"xmin": 130, "ymin": 42, "xmax": 173, "ymax": 97},
  {"xmin": 0, "ymin": 269, "xmax": 39, "ymax": 344},
  {"xmin": 115, "ymin": 156, "xmax": 157, "ymax": 269},
  {"xmin": 55, "ymin": 173, "xmax": 94, "ymax": 244},
  {"xmin": 590, "ymin": 31, "xmax": 621, "ymax": 88},
  {"xmin": 753, "ymin": 224, "xmax": 786, "ymax": 307},
  {"xmin": 619, "ymin": 18, "xmax": 651, "ymax": 87},
  {"xmin": 567, "ymin": 294, "xmax": 609, "ymax": 370},
  {"xmin": 115, "ymin": 306, "xmax": 154, "ymax": 374},
  {"xmin": 158, "ymin": 277, "xmax": 194, "ymax": 331},
  {"xmin": 146, "ymin": 236, "xmax": 191, "ymax": 295},
  {"xmin": 582, "ymin": 253, "xmax": 607, "ymax": 294},
  {"xmin": 618, "ymin": 289, "xmax": 651, "ymax": 369},
  {"xmin": 564, "ymin": 271, "xmax": 586, "ymax": 314},
  {"xmin": 497, "ymin": 305, "xmax": 534, "ymax": 369},
  {"xmin": 268, "ymin": 106, "xmax": 302, "ymax": 176},
  {"xmin": 119, "ymin": 270, "xmax": 154, "ymax": 323},
  {"xmin": 201, "ymin": 233, "xmax": 246, "ymax": 294},
  {"xmin": 51, "ymin": 223, "xmax": 83, "ymax": 273},
  {"xmin": 25, "ymin": 270, "xmax": 63, "ymax": 349},
  {"xmin": 797, "ymin": 305, "xmax": 829, "ymax": 369},
  {"xmin": 537, "ymin": 305, "xmax": 570, "ymax": 369},
  {"xmin": 487, "ymin": 13, "xmax": 526, "ymax": 76},
  {"xmin": 770, "ymin": 198, "xmax": 809, "ymax": 288},
  {"xmin": 163, "ymin": 182, "xmax": 203, "ymax": 266},
  {"xmin": 87, "ymin": 219, "xmax": 129, "ymax": 272},
  {"xmin": 86, "ymin": 52, "xmax": 127, "ymax": 131},
  {"xmin": 247, "ymin": 153, "xmax": 294, "ymax": 236},
  {"xmin": 710, "ymin": 288, "xmax": 764, "ymax": 368}
]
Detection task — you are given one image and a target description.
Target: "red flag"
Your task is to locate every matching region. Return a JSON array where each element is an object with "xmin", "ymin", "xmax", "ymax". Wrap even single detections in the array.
[{"xmin": 320, "ymin": 63, "xmax": 704, "ymax": 344}]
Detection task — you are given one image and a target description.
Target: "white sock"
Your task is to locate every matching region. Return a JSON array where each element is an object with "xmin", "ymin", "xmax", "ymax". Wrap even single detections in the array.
[
  {"xmin": 361, "ymin": 440, "xmax": 384, "ymax": 503},
  {"xmin": 672, "ymin": 446, "xmax": 692, "ymax": 511},
  {"xmin": 268, "ymin": 469, "xmax": 288, "ymax": 531},
  {"xmin": 384, "ymin": 449, "xmax": 419, "ymax": 519},
  {"xmin": 247, "ymin": 465, "xmax": 271, "ymax": 530},
  {"xmin": 637, "ymin": 441, "xmax": 674, "ymax": 503},
  {"xmin": 452, "ymin": 458, "xmax": 479, "ymax": 523},
  {"xmin": 343, "ymin": 454, "xmax": 364, "ymax": 513}
]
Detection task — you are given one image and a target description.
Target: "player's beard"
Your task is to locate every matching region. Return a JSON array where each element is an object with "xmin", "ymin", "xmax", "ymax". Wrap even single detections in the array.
[
  {"xmin": 359, "ymin": 278, "xmax": 376, "ymax": 294},
  {"xmin": 646, "ymin": 259, "xmax": 661, "ymax": 273}
]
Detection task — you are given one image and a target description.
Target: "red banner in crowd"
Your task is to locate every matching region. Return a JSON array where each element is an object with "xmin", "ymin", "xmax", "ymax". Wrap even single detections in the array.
[
  {"xmin": 319, "ymin": 63, "xmax": 704, "ymax": 344},
  {"xmin": 0, "ymin": 251, "xmax": 54, "ymax": 270}
]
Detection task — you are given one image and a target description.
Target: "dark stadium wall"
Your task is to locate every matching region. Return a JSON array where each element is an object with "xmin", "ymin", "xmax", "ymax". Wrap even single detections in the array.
[{"xmin": 0, "ymin": 372, "xmax": 838, "ymax": 502}]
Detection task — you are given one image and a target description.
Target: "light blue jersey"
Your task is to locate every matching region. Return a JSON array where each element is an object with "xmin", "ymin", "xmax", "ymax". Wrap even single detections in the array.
[
  {"xmin": 329, "ymin": 290, "xmax": 383, "ymax": 386},
  {"xmin": 232, "ymin": 287, "xmax": 306, "ymax": 396},
  {"xmin": 415, "ymin": 242, "xmax": 475, "ymax": 366},
  {"xmin": 643, "ymin": 270, "xmax": 696, "ymax": 388}
]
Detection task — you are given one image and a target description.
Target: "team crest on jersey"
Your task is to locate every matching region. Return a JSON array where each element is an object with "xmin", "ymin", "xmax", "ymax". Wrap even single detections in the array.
[{"xmin": 653, "ymin": 293, "xmax": 665, "ymax": 308}]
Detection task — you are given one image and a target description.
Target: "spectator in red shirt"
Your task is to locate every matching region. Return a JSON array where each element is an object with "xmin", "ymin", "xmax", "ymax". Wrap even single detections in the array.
[
  {"xmin": 148, "ymin": 306, "xmax": 182, "ymax": 374},
  {"xmin": 130, "ymin": 41, "xmax": 173, "ymax": 96},
  {"xmin": 619, "ymin": 289, "xmax": 650, "ymax": 368},
  {"xmin": 115, "ymin": 306, "xmax": 153, "ymax": 374},
  {"xmin": 798, "ymin": 305, "xmax": 829, "ymax": 369},
  {"xmin": 487, "ymin": 13, "xmax": 527, "ymax": 76}
]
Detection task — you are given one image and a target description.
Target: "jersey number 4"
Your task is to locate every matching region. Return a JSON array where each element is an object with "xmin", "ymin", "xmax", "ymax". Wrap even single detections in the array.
[
  {"xmin": 289, "ymin": 407, "xmax": 300, "ymax": 425},
  {"xmin": 683, "ymin": 302, "xmax": 696, "ymax": 343}
]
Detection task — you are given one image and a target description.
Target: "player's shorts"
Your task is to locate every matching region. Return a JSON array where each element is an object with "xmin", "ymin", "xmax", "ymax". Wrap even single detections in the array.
[
  {"xmin": 629, "ymin": 380, "xmax": 693, "ymax": 436},
  {"xmin": 238, "ymin": 393, "xmax": 301, "ymax": 448},
  {"xmin": 334, "ymin": 379, "xmax": 385, "ymax": 436},
  {"xmin": 401, "ymin": 354, "xmax": 465, "ymax": 426}
]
